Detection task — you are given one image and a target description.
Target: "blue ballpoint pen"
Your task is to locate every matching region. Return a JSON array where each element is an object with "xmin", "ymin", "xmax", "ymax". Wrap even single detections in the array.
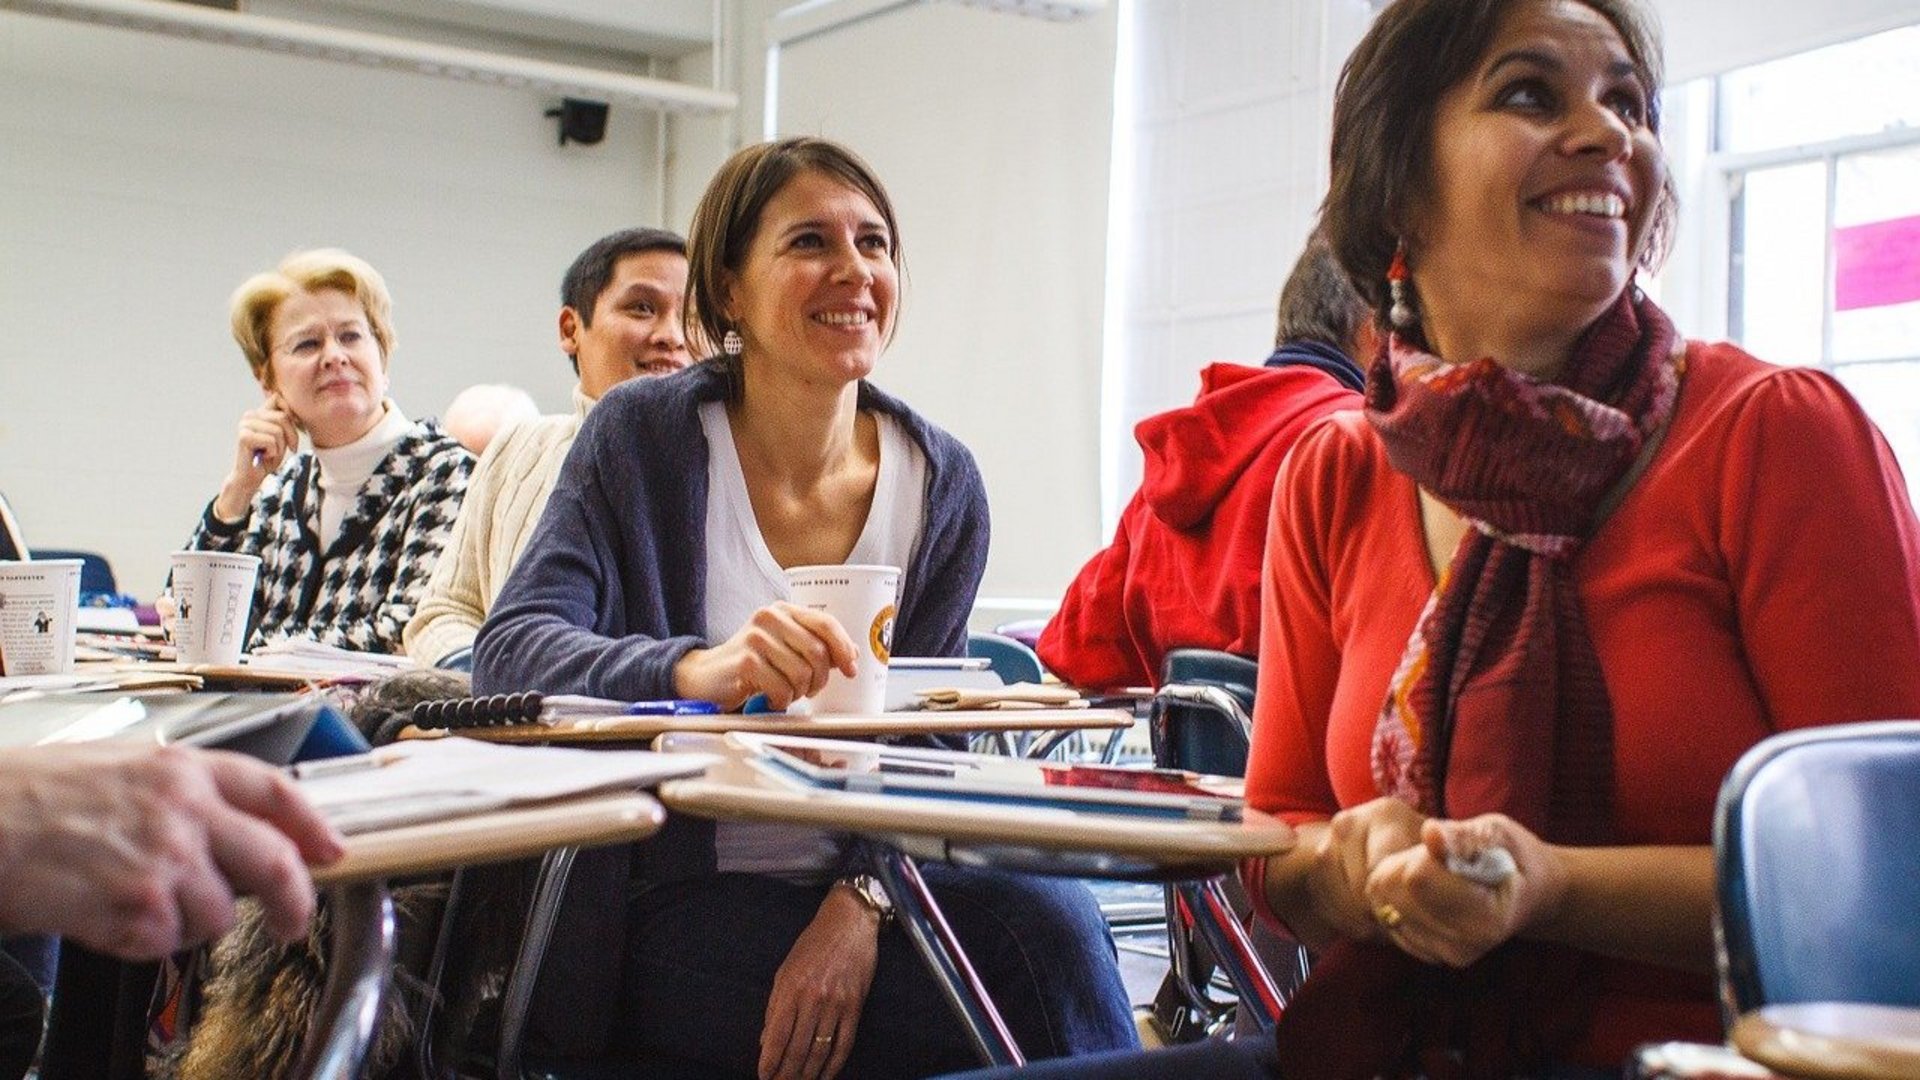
[{"xmin": 626, "ymin": 699, "xmax": 721, "ymax": 716}]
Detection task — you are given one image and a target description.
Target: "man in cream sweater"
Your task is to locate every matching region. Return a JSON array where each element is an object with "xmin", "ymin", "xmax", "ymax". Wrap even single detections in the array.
[{"xmin": 404, "ymin": 228, "xmax": 691, "ymax": 666}]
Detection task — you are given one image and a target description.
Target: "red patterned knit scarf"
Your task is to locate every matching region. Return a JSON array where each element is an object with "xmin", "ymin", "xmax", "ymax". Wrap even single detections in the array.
[
  {"xmin": 1371, "ymin": 289, "xmax": 1680, "ymax": 835},
  {"xmin": 1272, "ymin": 290, "xmax": 1682, "ymax": 1079}
]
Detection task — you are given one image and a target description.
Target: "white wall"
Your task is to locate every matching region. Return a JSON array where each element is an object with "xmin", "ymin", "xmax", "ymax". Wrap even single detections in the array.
[
  {"xmin": 0, "ymin": 9, "xmax": 667, "ymax": 592},
  {"xmin": 1107, "ymin": 0, "xmax": 1373, "ymax": 519}
]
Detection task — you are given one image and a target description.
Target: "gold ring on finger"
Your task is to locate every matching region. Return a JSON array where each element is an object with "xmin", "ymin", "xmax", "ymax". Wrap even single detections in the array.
[
  {"xmin": 814, "ymin": 1033, "xmax": 835, "ymax": 1045},
  {"xmin": 1374, "ymin": 902, "xmax": 1404, "ymax": 929}
]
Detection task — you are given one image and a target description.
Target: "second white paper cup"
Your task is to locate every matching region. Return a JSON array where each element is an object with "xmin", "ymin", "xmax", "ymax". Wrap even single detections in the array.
[
  {"xmin": 785, "ymin": 564, "xmax": 899, "ymax": 715},
  {"xmin": 0, "ymin": 559, "xmax": 83, "ymax": 676},
  {"xmin": 169, "ymin": 551, "xmax": 261, "ymax": 665}
]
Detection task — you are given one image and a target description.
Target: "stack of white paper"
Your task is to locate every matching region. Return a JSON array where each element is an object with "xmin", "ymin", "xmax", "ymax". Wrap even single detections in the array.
[
  {"xmin": 294, "ymin": 737, "xmax": 717, "ymax": 834},
  {"xmin": 247, "ymin": 638, "xmax": 419, "ymax": 677}
]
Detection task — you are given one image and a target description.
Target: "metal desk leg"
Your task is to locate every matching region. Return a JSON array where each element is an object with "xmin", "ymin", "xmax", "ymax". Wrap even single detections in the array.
[
  {"xmin": 1024, "ymin": 729, "xmax": 1076, "ymax": 760},
  {"xmin": 413, "ymin": 866, "xmax": 469, "ymax": 1080},
  {"xmin": 870, "ymin": 849, "xmax": 1025, "ymax": 1067},
  {"xmin": 295, "ymin": 882, "xmax": 397, "ymax": 1080},
  {"xmin": 496, "ymin": 845, "xmax": 580, "ymax": 1080},
  {"xmin": 1175, "ymin": 877, "xmax": 1284, "ymax": 1030}
]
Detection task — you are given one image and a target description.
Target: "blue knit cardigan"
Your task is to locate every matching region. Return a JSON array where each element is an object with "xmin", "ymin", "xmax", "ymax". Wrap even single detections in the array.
[
  {"xmin": 471, "ymin": 359, "xmax": 990, "ymax": 1057},
  {"xmin": 474, "ymin": 360, "xmax": 988, "ymax": 698}
]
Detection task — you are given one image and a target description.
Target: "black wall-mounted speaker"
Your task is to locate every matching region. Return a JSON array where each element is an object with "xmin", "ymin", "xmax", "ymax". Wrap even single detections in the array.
[{"xmin": 546, "ymin": 98, "xmax": 609, "ymax": 146}]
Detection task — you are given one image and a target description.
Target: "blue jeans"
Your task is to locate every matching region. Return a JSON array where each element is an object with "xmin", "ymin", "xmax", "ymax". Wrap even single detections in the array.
[
  {"xmin": 942, "ymin": 1035, "xmax": 1278, "ymax": 1079},
  {"xmin": 938, "ymin": 1039, "xmax": 1617, "ymax": 1080},
  {"xmin": 614, "ymin": 866, "xmax": 1138, "ymax": 1078}
]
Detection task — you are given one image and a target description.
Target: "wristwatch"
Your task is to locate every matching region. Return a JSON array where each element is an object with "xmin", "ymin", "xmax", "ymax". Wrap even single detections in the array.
[{"xmin": 835, "ymin": 873, "xmax": 894, "ymax": 924}]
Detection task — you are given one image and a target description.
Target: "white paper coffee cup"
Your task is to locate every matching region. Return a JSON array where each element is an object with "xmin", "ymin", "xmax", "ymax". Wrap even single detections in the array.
[
  {"xmin": 169, "ymin": 551, "xmax": 261, "ymax": 665},
  {"xmin": 784, "ymin": 564, "xmax": 899, "ymax": 715},
  {"xmin": 0, "ymin": 559, "xmax": 83, "ymax": 676}
]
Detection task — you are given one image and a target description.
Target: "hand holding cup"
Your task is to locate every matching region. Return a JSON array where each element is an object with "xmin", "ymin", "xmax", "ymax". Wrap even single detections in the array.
[{"xmin": 672, "ymin": 601, "xmax": 859, "ymax": 711}]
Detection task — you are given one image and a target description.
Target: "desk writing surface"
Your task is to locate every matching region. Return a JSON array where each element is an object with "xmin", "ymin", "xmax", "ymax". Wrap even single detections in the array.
[
  {"xmin": 84, "ymin": 659, "xmax": 347, "ymax": 690},
  {"xmin": 654, "ymin": 734, "xmax": 1291, "ymax": 868},
  {"xmin": 398, "ymin": 706, "xmax": 1131, "ymax": 744},
  {"xmin": 313, "ymin": 791, "xmax": 664, "ymax": 886},
  {"xmin": 0, "ymin": 689, "xmax": 318, "ymax": 750},
  {"xmin": 1731, "ymin": 1003, "xmax": 1920, "ymax": 1080}
]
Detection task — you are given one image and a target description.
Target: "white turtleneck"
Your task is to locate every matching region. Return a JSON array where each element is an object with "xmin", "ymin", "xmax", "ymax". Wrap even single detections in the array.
[{"xmin": 313, "ymin": 402, "xmax": 411, "ymax": 549}]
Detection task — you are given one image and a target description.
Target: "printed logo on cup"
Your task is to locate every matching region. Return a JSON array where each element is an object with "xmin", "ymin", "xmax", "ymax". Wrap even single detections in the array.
[
  {"xmin": 0, "ymin": 559, "xmax": 83, "ymax": 676},
  {"xmin": 215, "ymin": 580, "xmax": 247, "ymax": 652},
  {"xmin": 870, "ymin": 604, "xmax": 895, "ymax": 664},
  {"xmin": 169, "ymin": 551, "xmax": 261, "ymax": 666}
]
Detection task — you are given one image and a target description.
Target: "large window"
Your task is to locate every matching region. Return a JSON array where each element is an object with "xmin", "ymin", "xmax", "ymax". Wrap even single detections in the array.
[{"xmin": 1717, "ymin": 25, "xmax": 1920, "ymax": 505}]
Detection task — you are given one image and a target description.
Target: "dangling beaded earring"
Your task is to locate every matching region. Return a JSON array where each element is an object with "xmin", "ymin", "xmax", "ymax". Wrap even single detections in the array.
[
  {"xmin": 722, "ymin": 328, "xmax": 743, "ymax": 357},
  {"xmin": 1387, "ymin": 243, "xmax": 1415, "ymax": 330}
]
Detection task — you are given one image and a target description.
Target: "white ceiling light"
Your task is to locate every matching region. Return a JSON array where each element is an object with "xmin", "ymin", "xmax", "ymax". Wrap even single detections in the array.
[
  {"xmin": 946, "ymin": 0, "xmax": 1106, "ymax": 20},
  {"xmin": 0, "ymin": 0, "xmax": 737, "ymax": 114},
  {"xmin": 770, "ymin": 0, "xmax": 1104, "ymax": 47},
  {"xmin": 763, "ymin": 0, "xmax": 1105, "ymax": 135}
]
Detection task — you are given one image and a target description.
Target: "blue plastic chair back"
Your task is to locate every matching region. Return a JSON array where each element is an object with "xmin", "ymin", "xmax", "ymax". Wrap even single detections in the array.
[
  {"xmin": 1715, "ymin": 719, "xmax": 1920, "ymax": 1014},
  {"xmin": 967, "ymin": 631, "xmax": 1044, "ymax": 685},
  {"xmin": 29, "ymin": 548, "xmax": 118, "ymax": 596},
  {"xmin": 1152, "ymin": 649, "xmax": 1257, "ymax": 777}
]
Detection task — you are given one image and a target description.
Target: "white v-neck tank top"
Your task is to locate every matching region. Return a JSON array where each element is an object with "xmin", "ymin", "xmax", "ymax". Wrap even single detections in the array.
[{"xmin": 697, "ymin": 399, "xmax": 927, "ymax": 879}]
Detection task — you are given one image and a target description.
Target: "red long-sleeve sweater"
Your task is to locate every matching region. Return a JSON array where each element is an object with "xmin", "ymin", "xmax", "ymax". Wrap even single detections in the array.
[{"xmin": 1247, "ymin": 341, "xmax": 1920, "ymax": 1066}]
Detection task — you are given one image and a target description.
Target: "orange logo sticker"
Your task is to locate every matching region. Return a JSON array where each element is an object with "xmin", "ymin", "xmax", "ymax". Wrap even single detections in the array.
[{"xmin": 870, "ymin": 605, "xmax": 896, "ymax": 664}]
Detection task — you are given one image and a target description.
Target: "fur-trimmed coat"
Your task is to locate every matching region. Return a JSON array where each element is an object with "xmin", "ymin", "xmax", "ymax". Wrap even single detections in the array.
[{"xmin": 156, "ymin": 672, "xmax": 529, "ymax": 1079}]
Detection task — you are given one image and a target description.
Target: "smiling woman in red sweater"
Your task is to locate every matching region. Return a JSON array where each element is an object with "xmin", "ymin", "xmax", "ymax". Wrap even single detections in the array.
[
  {"xmin": 1241, "ymin": 0, "xmax": 1920, "ymax": 1076},
  {"xmin": 942, "ymin": 2, "xmax": 1920, "ymax": 1080}
]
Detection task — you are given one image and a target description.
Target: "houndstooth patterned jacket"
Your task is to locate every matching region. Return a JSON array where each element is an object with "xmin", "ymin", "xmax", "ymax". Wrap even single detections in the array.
[{"xmin": 188, "ymin": 421, "xmax": 473, "ymax": 654}]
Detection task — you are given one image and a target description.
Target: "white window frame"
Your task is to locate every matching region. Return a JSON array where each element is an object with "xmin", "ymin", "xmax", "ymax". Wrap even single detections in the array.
[{"xmin": 1718, "ymin": 125, "xmax": 1920, "ymax": 371}]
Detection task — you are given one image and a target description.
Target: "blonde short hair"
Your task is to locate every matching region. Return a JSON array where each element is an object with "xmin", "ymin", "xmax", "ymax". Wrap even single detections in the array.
[{"xmin": 229, "ymin": 248, "xmax": 395, "ymax": 384}]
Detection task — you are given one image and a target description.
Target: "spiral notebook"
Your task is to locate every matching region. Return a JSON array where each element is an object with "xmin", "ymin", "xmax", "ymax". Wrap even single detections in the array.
[{"xmin": 408, "ymin": 693, "xmax": 719, "ymax": 730}]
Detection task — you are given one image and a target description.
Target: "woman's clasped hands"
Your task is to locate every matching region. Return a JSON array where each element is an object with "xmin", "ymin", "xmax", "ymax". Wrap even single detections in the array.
[{"xmin": 1297, "ymin": 797, "xmax": 1571, "ymax": 969}]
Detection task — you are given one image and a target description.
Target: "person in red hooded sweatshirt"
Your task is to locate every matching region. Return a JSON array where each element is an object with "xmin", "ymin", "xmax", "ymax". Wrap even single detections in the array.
[{"xmin": 1038, "ymin": 234, "xmax": 1374, "ymax": 691}]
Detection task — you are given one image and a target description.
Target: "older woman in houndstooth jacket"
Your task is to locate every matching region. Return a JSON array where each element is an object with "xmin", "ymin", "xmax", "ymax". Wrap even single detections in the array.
[{"xmin": 179, "ymin": 248, "xmax": 471, "ymax": 654}]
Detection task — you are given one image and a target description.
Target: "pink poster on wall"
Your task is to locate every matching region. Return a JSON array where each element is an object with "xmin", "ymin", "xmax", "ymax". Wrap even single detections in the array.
[{"xmin": 1834, "ymin": 214, "xmax": 1920, "ymax": 311}]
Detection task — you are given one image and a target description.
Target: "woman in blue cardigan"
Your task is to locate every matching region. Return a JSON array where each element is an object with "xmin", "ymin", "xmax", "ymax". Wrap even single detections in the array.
[{"xmin": 476, "ymin": 137, "xmax": 1135, "ymax": 1079}]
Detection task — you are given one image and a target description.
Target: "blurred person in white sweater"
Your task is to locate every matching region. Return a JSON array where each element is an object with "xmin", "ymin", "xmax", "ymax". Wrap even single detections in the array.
[{"xmin": 404, "ymin": 228, "xmax": 692, "ymax": 666}]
